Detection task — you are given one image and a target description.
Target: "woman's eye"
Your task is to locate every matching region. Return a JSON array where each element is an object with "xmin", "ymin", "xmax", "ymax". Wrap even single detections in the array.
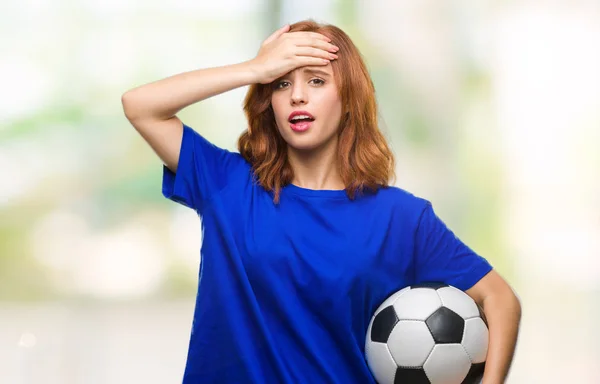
[
  {"xmin": 275, "ymin": 81, "xmax": 289, "ymax": 89},
  {"xmin": 310, "ymin": 78, "xmax": 325, "ymax": 85}
]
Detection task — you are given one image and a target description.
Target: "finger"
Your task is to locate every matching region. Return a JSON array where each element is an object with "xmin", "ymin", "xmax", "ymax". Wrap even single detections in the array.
[
  {"xmin": 263, "ymin": 24, "xmax": 290, "ymax": 45},
  {"xmin": 292, "ymin": 37, "xmax": 338, "ymax": 52},
  {"xmin": 294, "ymin": 47, "xmax": 338, "ymax": 60},
  {"xmin": 286, "ymin": 31, "xmax": 332, "ymax": 42},
  {"xmin": 296, "ymin": 57, "xmax": 332, "ymax": 67}
]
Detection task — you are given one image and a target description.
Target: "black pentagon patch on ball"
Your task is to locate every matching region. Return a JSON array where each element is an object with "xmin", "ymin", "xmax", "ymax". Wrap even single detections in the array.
[
  {"xmin": 461, "ymin": 362, "xmax": 485, "ymax": 384},
  {"xmin": 371, "ymin": 306, "xmax": 398, "ymax": 343},
  {"xmin": 425, "ymin": 306, "xmax": 465, "ymax": 344},
  {"xmin": 394, "ymin": 367, "xmax": 431, "ymax": 384},
  {"xmin": 410, "ymin": 282, "xmax": 449, "ymax": 290}
]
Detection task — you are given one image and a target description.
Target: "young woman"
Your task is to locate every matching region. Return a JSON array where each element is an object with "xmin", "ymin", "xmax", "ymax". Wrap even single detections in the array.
[{"xmin": 122, "ymin": 20, "xmax": 521, "ymax": 384}]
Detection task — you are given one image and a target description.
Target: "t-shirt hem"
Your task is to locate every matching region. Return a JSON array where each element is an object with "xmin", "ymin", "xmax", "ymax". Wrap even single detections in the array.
[
  {"xmin": 161, "ymin": 123, "xmax": 196, "ymax": 209},
  {"xmin": 449, "ymin": 263, "xmax": 493, "ymax": 291}
]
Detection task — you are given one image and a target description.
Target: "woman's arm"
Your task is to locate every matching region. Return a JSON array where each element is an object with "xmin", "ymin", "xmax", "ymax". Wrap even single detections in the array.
[
  {"xmin": 122, "ymin": 61, "xmax": 257, "ymax": 123},
  {"xmin": 466, "ymin": 270, "xmax": 522, "ymax": 383},
  {"xmin": 121, "ymin": 61, "xmax": 259, "ymax": 172},
  {"xmin": 121, "ymin": 25, "xmax": 338, "ymax": 172}
]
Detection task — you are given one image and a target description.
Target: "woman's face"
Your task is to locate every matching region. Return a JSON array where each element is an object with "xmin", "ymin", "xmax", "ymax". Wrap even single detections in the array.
[{"xmin": 270, "ymin": 63, "xmax": 343, "ymax": 152}]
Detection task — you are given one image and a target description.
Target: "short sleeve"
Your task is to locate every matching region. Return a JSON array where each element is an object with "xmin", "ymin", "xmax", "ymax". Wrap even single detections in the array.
[
  {"xmin": 413, "ymin": 201, "xmax": 493, "ymax": 291},
  {"xmin": 162, "ymin": 123, "xmax": 240, "ymax": 212}
]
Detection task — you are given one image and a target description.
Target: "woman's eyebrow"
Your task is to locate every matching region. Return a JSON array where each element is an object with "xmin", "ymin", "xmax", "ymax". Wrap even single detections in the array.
[{"xmin": 302, "ymin": 68, "xmax": 331, "ymax": 77}]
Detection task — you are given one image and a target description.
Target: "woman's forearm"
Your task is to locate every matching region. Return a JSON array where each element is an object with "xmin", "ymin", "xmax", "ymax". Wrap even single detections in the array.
[
  {"xmin": 481, "ymin": 289, "xmax": 522, "ymax": 383},
  {"xmin": 122, "ymin": 61, "xmax": 258, "ymax": 122}
]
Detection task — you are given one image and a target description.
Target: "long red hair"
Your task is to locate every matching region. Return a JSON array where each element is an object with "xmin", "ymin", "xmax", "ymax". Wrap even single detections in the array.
[{"xmin": 238, "ymin": 20, "xmax": 395, "ymax": 202}]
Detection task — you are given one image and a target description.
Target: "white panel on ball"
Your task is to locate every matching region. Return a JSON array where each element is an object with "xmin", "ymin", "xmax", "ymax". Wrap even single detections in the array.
[
  {"xmin": 364, "ymin": 342, "xmax": 398, "ymax": 384},
  {"xmin": 387, "ymin": 320, "xmax": 435, "ymax": 367},
  {"xmin": 462, "ymin": 317, "xmax": 489, "ymax": 364},
  {"xmin": 436, "ymin": 286, "xmax": 480, "ymax": 319},
  {"xmin": 373, "ymin": 286, "xmax": 410, "ymax": 317},
  {"xmin": 423, "ymin": 344, "xmax": 471, "ymax": 384},
  {"xmin": 393, "ymin": 288, "xmax": 442, "ymax": 320}
]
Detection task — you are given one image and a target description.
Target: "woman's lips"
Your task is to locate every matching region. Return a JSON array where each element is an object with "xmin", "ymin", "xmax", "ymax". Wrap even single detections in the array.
[{"xmin": 290, "ymin": 120, "xmax": 313, "ymax": 132}]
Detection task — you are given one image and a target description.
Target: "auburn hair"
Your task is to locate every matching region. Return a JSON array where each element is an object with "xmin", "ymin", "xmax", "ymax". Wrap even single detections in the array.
[{"xmin": 238, "ymin": 20, "xmax": 395, "ymax": 203}]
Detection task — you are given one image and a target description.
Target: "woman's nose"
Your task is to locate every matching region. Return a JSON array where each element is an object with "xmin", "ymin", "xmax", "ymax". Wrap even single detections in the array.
[{"xmin": 290, "ymin": 84, "xmax": 307, "ymax": 105}]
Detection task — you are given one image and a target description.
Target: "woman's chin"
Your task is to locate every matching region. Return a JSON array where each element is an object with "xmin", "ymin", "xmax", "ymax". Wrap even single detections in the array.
[
  {"xmin": 279, "ymin": 127, "xmax": 339, "ymax": 153},
  {"xmin": 286, "ymin": 137, "xmax": 339, "ymax": 153},
  {"xmin": 287, "ymin": 141, "xmax": 321, "ymax": 152}
]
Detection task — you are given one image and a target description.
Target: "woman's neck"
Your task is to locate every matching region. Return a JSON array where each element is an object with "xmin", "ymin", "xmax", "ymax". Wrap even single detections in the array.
[{"xmin": 287, "ymin": 141, "xmax": 344, "ymax": 191}]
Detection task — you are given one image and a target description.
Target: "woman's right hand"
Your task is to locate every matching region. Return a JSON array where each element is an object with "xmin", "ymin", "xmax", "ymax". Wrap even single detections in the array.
[{"xmin": 248, "ymin": 25, "xmax": 339, "ymax": 84}]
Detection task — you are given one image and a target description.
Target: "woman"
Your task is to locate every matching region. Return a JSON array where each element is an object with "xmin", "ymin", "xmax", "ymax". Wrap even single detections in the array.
[{"xmin": 122, "ymin": 20, "xmax": 521, "ymax": 384}]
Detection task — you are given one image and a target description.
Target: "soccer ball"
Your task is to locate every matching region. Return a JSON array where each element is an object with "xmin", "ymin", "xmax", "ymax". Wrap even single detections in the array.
[{"xmin": 365, "ymin": 283, "xmax": 488, "ymax": 384}]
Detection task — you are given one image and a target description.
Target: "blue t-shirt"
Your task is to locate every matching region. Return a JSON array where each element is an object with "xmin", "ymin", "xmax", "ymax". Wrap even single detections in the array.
[{"xmin": 162, "ymin": 123, "xmax": 493, "ymax": 384}]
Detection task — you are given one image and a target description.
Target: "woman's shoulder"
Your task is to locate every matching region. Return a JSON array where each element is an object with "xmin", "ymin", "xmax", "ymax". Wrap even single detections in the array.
[
  {"xmin": 374, "ymin": 185, "xmax": 427, "ymax": 202},
  {"xmin": 369, "ymin": 185, "xmax": 431, "ymax": 213}
]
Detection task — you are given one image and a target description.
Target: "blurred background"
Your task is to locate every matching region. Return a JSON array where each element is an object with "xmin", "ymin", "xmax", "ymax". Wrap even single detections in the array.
[{"xmin": 1, "ymin": 0, "xmax": 599, "ymax": 382}]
